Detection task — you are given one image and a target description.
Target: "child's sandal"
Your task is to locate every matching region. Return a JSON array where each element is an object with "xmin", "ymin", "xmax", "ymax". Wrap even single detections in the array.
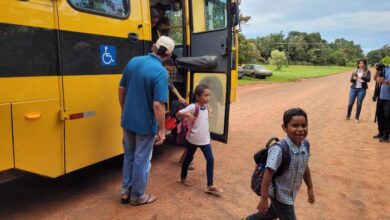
[
  {"xmin": 178, "ymin": 178, "xmax": 194, "ymax": 187},
  {"xmin": 206, "ymin": 185, "xmax": 223, "ymax": 193}
]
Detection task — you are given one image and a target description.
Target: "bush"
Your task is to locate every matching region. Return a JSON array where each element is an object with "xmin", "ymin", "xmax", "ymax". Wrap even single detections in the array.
[
  {"xmin": 345, "ymin": 61, "xmax": 356, "ymax": 67},
  {"xmin": 268, "ymin": 50, "xmax": 287, "ymax": 70}
]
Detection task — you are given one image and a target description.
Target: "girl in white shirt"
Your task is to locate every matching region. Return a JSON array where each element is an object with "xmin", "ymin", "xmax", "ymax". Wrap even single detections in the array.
[{"xmin": 176, "ymin": 83, "xmax": 223, "ymax": 193}]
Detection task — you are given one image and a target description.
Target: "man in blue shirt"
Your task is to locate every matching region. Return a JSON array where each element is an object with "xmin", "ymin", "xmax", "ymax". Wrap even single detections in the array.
[
  {"xmin": 374, "ymin": 63, "xmax": 390, "ymax": 142},
  {"xmin": 118, "ymin": 36, "xmax": 175, "ymax": 205}
]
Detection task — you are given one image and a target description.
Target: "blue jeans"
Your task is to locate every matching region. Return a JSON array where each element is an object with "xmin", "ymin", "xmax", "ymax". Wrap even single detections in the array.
[
  {"xmin": 246, "ymin": 198, "xmax": 296, "ymax": 220},
  {"xmin": 347, "ymin": 88, "xmax": 366, "ymax": 119},
  {"xmin": 181, "ymin": 142, "xmax": 214, "ymax": 186},
  {"xmin": 121, "ymin": 129, "xmax": 154, "ymax": 198}
]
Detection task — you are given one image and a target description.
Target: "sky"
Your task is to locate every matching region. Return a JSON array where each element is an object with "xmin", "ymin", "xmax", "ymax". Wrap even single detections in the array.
[{"xmin": 240, "ymin": 0, "xmax": 390, "ymax": 54}]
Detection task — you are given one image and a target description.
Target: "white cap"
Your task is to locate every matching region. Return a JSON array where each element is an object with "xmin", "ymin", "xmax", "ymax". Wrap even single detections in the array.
[{"xmin": 156, "ymin": 36, "xmax": 175, "ymax": 55}]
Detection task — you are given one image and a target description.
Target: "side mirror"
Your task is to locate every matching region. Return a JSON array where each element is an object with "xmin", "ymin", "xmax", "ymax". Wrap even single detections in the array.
[{"xmin": 231, "ymin": 2, "xmax": 240, "ymax": 27}]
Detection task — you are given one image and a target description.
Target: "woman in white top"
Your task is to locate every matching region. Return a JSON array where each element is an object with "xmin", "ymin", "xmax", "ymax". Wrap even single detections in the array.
[
  {"xmin": 176, "ymin": 83, "xmax": 223, "ymax": 193},
  {"xmin": 346, "ymin": 59, "xmax": 371, "ymax": 122}
]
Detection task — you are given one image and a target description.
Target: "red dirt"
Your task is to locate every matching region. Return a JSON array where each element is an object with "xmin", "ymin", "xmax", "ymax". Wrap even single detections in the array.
[{"xmin": 1, "ymin": 72, "xmax": 389, "ymax": 219}]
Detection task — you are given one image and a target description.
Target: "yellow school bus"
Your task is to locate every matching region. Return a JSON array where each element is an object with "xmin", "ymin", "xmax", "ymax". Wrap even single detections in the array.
[{"xmin": 0, "ymin": 0, "xmax": 239, "ymax": 179}]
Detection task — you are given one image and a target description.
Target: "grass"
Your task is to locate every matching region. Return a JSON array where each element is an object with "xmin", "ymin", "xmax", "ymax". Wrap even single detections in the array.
[{"xmin": 238, "ymin": 65, "xmax": 352, "ymax": 85}]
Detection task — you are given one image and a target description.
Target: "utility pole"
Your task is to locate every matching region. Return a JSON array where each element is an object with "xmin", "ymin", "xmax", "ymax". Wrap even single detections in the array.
[{"xmin": 286, "ymin": 40, "xmax": 290, "ymax": 66}]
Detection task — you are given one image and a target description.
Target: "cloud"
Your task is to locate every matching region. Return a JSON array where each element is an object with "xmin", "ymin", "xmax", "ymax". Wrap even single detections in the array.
[
  {"xmin": 243, "ymin": 11, "xmax": 390, "ymax": 35},
  {"xmin": 239, "ymin": 0, "xmax": 390, "ymax": 52}
]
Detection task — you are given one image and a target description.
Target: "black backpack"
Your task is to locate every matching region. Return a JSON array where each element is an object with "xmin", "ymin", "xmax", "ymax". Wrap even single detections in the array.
[{"xmin": 251, "ymin": 137, "xmax": 310, "ymax": 196}]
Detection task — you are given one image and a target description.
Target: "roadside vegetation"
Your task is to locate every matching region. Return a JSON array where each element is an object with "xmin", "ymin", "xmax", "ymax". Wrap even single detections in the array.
[
  {"xmin": 238, "ymin": 33, "xmax": 390, "ymax": 66},
  {"xmin": 236, "ymin": 15, "xmax": 389, "ymax": 86},
  {"xmin": 238, "ymin": 65, "xmax": 352, "ymax": 85}
]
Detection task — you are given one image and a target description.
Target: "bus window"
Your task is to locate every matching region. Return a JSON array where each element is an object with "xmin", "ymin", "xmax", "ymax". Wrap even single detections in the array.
[
  {"xmin": 151, "ymin": 1, "xmax": 184, "ymax": 56},
  {"xmin": 164, "ymin": 5, "xmax": 184, "ymax": 57},
  {"xmin": 68, "ymin": 0, "xmax": 130, "ymax": 18},
  {"xmin": 193, "ymin": 0, "xmax": 227, "ymax": 33},
  {"xmin": 164, "ymin": 9, "xmax": 183, "ymax": 45}
]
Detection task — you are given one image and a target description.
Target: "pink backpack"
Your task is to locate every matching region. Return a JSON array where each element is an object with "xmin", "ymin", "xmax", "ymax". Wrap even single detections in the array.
[{"xmin": 176, "ymin": 105, "xmax": 200, "ymax": 145}]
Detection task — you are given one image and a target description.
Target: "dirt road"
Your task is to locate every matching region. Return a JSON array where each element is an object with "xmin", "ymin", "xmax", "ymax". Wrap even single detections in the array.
[{"xmin": 1, "ymin": 72, "xmax": 389, "ymax": 220}]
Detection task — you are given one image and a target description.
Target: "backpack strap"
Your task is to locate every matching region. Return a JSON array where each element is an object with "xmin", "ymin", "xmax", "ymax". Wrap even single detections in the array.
[
  {"xmin": 303, "ymin": 139, "xmax": 310, "ymax": 154},
  {"xmin": 271, "ymin": 139, "xmax": 291, "ymax": 202},
  {"xmin": 273, "ymin": 139, "xmax": 291, "ymax": 177},
  {"xmin": 253, "ymin": 137, "xmax": 280, "ymax": 164},
  {"xmin": 266, "ymin": 137, "xmax": 279, "ymax": 148}
]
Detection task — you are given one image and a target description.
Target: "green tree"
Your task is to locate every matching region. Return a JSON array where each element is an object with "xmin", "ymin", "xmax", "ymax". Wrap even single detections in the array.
[
  {"xmin": 367, "ymin": 45, "xmax": 390, "ymax": 65},
  {"xmin": 305, "ymin": 32, "xmax": 323, "ymax": 50},
  {"xmin": 269, "ymin": 50, "xmax": 287, "ymax": 70},
  {"xmin": 381, "ymin": 56, "xmax": 390, "ymax": 65},
  {"xmin": 334, "ymin": 38, "xmax": 363, "ymax": 63},
  {"xmin": 308, "ymin": 48, "xmax": 324, "ymax": 65},
  {"xmin": 330, "ymin": 50, "xmax": 347, "ymax": 66},
  {"xmin": 366, "ymin": 50, "xmax": 382, "ymax": 64},
  {"xmin": 239, "ymin": 15, "xmax": 251, "ymax": 24},
  {"xmin": 255, "ymin": 32, "xmax": 285, "ymax": 61},
  {"xmin": 379, "ymin": 44, "xmax": 390, "ymax": 57},
  {"xmin": 286, "ymin": 34, "xmax": 309, "ymax": 62},
  {"xmin": 238, "ymin": 34, "xmax": 261, "ymax": 65},
  {"xmin": 239, "ymin": 31, "xmax": 364, "ymax": 66}
]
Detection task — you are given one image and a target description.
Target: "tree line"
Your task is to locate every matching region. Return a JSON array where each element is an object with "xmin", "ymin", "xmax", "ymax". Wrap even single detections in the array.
[{"xmin": 238, "ymin": 32, "xmax": 390, "ymax": 66}]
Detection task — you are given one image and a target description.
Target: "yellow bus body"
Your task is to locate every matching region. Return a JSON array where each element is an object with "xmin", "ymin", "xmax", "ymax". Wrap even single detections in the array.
[{"xmin": 0, "ymin": 0, "xmax": 238, "ymax": 178}]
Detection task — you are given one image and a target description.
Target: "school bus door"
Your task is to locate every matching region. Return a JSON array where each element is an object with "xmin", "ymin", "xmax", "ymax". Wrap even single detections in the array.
[
  {"xmin": 56, "ymin": 0, "xmax": 144, "ymax": 172},
  {"xmin": 189, "ymin": 0, "xmax": 232, "ymax": 143}
]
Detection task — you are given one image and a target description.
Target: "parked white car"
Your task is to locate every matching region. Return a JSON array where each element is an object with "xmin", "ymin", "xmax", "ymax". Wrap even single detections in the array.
[{"xmin": 242, "ymin": 64, "xmax": 272, "ymax": 79}]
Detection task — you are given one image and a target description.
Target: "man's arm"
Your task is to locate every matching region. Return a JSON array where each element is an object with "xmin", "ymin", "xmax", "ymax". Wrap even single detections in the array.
[
  {"xmin": 171, "ymin": 87, "xmax": 187, "ymax": 104},
  {"xmin": 257, "ymin": 145, "xmax": 282, "ymax": 212},
  {"xmin": 153, "ymin": 101, "xmax": 166, "ymax": 145},
  {"xmin": 118, "ymin": 87, "xmax": 126, "ymax": 112},
  {"xmin": 303, "ymin": 165, "xmax": 315, "ymax": 203},
  {"xmin": 257, "ymin": 168, "xmax": 274, "ymax": 213}
]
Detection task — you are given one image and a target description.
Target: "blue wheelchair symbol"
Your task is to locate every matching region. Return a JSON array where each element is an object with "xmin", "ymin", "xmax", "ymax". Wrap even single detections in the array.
[{"xmin": 100, "ymin": 45, "xmax": 116, "ymax": 66}]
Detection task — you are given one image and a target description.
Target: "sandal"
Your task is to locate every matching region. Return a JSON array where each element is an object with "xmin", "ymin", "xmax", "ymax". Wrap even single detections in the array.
[
  {"xmin": 206, "ymin": 185, "xmax": 223, "ymax": 193},
  {"xmin": 131, "ymin": 193, "xmax": 157, "ymax": 206},
  {"xmin": 178, "ymin": 178, "xmax": 194, "ymax": 187}
]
